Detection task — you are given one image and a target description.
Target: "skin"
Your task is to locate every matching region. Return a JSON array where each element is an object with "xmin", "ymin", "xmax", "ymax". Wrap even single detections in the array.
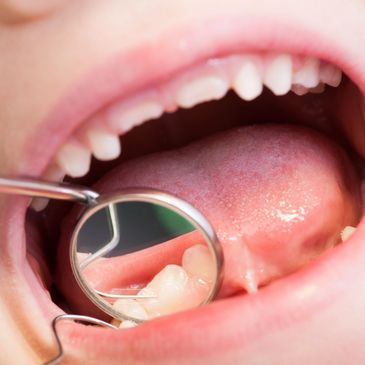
[{"xmin": 1, "ymin": 1, "xmax": 365, "ymax": 364}]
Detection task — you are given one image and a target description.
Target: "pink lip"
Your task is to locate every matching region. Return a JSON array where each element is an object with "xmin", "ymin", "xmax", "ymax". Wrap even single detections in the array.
[
  {"xmin": 3, "ymin": 8, "xmax": 365, "ymax": 364},
  {"xmin": 17, "ymin": 12, "xmax": 365, "ymax": 177}
]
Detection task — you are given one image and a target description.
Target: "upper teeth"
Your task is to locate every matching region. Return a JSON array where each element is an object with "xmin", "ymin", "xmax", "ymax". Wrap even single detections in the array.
[
  {"xmin": 175, "ymin": 75, "xmax": 229, "ymax": 108},
  {"xmin": 85, "ymin": 121, "xmax": 122, "ymax": 162},
  {"xmin": 108, "ymin": 97, "xmax": 164, "ymax": 134},
  {"xmin": 293, "ymin": 57, "xmax": 320, "ymax": 88},
  {"xmin": 31, "ymin": 52, "xmax": 343, "ymax": 211},
  {"xmin": 264, "ymin": 54, "xmax": 293, "ymax": 95},
  {"xmin": 232, "ymin": 55, "xmax": 263, "ymax": 101},
  {"xmin": 56, "ymin": 137, "xmax": 91, "ymax": 178}
]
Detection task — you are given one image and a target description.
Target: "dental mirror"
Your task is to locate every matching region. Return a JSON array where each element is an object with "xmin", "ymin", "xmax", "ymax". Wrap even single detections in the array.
[
  {"xmin": 0, "ymin": 178, "xmax": 223, "ymax": 323},
  {"xmin": 70, "ymin": 189, "xmax": 223, "ymax": 323}
]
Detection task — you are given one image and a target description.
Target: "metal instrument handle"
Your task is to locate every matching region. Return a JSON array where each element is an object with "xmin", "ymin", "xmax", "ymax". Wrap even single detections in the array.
[{"xmin": 0, "ymin": 177, "xmax": 99, "ymax": 205}]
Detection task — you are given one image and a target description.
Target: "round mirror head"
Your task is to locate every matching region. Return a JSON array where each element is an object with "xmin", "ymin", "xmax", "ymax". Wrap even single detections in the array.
[{"xmin": 70, "ymin": 189, "xmax": 223, "ymax": 323}]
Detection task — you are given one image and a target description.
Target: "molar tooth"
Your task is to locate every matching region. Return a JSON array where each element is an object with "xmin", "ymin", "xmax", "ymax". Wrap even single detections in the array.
[
  {"xmin": 319, "ymin": 63, "xmax": 342, "ymax": 87},
  {"xmin": 232, "ymin": 59, "xmax": 263, "ymax": 101},
  {"xmin": 264, "ymin": 54, "xmax": 292, "ymax": 96},
  {"xmin": 85, "ymin": 125, "xmax": 121, "ymax": 161},
  {"xmin": 108, "ymin": 100, "xmax": 164, "ymax": 134},
  {"xmin": 341, "ymin": 226, "xmax": 356, "ymax": 242},
  {"xmin": 113, "ymin": 298, "xmax": 148, "ymax": 321},
  {"xmin": 182, "ymin": 244, "xmax": 215, "ymax": 283},
  {"xmin": 293, "ymin": 57, "xmax": 320, "ymax": 88},
  {"xmin": 138, "ymin": 264, "xmax": 189, "ymax": 317},
  {"xmin": 55, "ymin": 138, "xmax": 91, "ymax": 178},
  {"xmin": 119, "ymin": 320, "xmax": 138, "ymax": 329},
  {"xmin": 175, "ymin": 75, "xmax": 229, "ymax": 108}
]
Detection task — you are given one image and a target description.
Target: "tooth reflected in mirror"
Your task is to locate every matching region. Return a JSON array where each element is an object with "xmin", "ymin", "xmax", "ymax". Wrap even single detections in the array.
[{"xmin": 71, "ymin": 192, "xmax": 222, "ymax": 323}]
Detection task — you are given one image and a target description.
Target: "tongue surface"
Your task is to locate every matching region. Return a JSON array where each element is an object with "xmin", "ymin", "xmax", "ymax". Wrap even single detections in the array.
[
  {"xmin": 58, "ymin": 123, "xmax": 361, "ymax": 311},
  {"xmin": 88, "ymin": 124, "xmax": 360, "ymax": 295}
]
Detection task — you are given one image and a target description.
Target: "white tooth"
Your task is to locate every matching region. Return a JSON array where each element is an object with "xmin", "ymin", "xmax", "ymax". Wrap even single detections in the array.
[
  {"xmin": 243, "ymin": 269, "xmax": 258, "ymax": 294},
  {"xmin": 264, "ymin": 54, "xmax": 292, "ymax": 95},
  {"xmin": 182, "ymin": 244, "xmax": 215, "ymax": 283},
  {"xmin": 86, "ymin": 127, "xmax": 121, "ymax": 161},
  {"xmin": 113, "ymin": 298, "xmax": 148, "ymax": 321},
  {"xmin": 108, "ymin": 101, "xmax": 164, "ymax": 134},
  {"xmin": 119, "ymin": 320, "xmax": 138, "ymax": 329},
  {"xmin": 233, "ymin": 60, "xmax": 263, "ymax": 101},
  {"xmin": 55, "ymin": 138, "xmax": 91, "ymax": 178},
  {"xmin": 138, "ymin": 264, "xmax": 189, "ymax": 317},
  {"xmin": 175, "ymin": 76, "xmax": 229, "ymax": 108},
  {"xmin": 293, "ymin": 57, "xmax": 320, "ymax": 88},
  {"xmin": 291, "ymin": 84, "xmax": 309, "ymax": 96},
  {"xmin": 341, "ymin": 226, "xmax": 356, "ymax": 242},
  {"xmin": 30, "ymin": 198, "xmax": 49, "ymax": 212},
  {"xmin": 319, "ymin": 63, "xmax": 342, "ymax": 87},
  {"xmin": 309, "ymin": 83, "xmax": 325, "ymax": 94}
]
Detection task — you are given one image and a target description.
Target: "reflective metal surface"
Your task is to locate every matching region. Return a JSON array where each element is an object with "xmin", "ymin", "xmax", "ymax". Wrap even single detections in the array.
[{"xmin": 71, "ymin": 189, "xmax": 224, "ymax": 323}]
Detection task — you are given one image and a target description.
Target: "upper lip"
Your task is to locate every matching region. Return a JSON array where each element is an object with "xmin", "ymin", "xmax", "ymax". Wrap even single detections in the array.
[
  {"xmin": 4, "ymin": 4, "xmax": 365, "ymax": 363},
  {"xmin": 16, "ymin": 8, "xmax": 365, "ymax": 178}
]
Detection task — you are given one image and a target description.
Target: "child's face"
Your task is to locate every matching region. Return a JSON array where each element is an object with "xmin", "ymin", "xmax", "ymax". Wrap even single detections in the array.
[{"xmin": 1, "ymin": 1, "xmax": 365, "ymax": 364}]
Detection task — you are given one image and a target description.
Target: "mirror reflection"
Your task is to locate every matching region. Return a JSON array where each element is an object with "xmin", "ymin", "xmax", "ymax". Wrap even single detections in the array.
[{"xmin": 74, "ymin": 200, "xmax": 217, "ymax": 322}]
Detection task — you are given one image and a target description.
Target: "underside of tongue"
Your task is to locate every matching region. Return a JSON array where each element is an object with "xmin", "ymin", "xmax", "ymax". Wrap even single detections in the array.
[{"xmin": 89, "ymin": 123, "xmax": 361, "ymax": 296}]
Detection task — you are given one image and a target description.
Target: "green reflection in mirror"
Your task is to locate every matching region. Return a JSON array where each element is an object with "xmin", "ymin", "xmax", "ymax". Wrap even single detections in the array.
[
  {"xmin": 152, "ymin": 204, "xmax": 194, "ymax": 236},
  {"xmin": 77, "ymin": 201, "xmax": 195, "ymax": 257}
]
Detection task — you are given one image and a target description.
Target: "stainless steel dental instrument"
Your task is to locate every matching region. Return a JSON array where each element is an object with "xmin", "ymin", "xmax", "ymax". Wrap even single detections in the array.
[
  {"xmin": 0, "ymin": 177, "xmax": 224, "ymax": 318},
  {"xmin": 0, "ymin": 176, "xmax": 224, "ymax": 365},
  {"xmin": 0, "ymin": 177, "xmax": 99, "ymax": 204},
  {"xmin": 0, "ymin": 177, "xmax": 155, "ymax": 299},
  {"xmin": 43, "ymin": 314, "xmax": 118, "ymax": 365}
]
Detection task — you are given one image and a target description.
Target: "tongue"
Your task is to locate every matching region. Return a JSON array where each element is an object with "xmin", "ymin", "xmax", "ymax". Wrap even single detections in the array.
[
  {"xmin": 87, "ymin": 124, "xmax": 361, "ymax": 295},
  {"xmin": 57, "ymin": 123, "xmax": 361, "ymax": 313}
]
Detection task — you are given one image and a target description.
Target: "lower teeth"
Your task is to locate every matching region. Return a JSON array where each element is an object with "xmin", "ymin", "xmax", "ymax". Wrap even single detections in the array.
[
  {"xmin": 111, "ymin": 244, "xmax": 214, "ymax": 326},
  {"xmin": 341, "ymin": 225, "xmax": 356, "ymax": 242},
  {"xmin": 111, "ymin": 224, "xmax": 357, "ymax": 328}
]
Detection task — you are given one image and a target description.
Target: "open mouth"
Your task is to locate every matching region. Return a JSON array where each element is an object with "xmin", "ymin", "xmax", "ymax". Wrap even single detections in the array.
[{"xmin": 5, "ymin": 13, "xmax": 365, "ymax": 365}]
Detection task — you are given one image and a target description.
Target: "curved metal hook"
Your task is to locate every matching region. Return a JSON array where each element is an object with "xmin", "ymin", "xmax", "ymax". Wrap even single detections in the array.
[
  {"xmin": 79, "ymin": 203, "xmax": 120, "ymax": 270},
  {"xmin": 43, "ymin": 314, "xmax": 117, "ymax": 365},
  {"xmin": 78, "ymin": 203, "xmax": 156, "ymax": 300}
]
